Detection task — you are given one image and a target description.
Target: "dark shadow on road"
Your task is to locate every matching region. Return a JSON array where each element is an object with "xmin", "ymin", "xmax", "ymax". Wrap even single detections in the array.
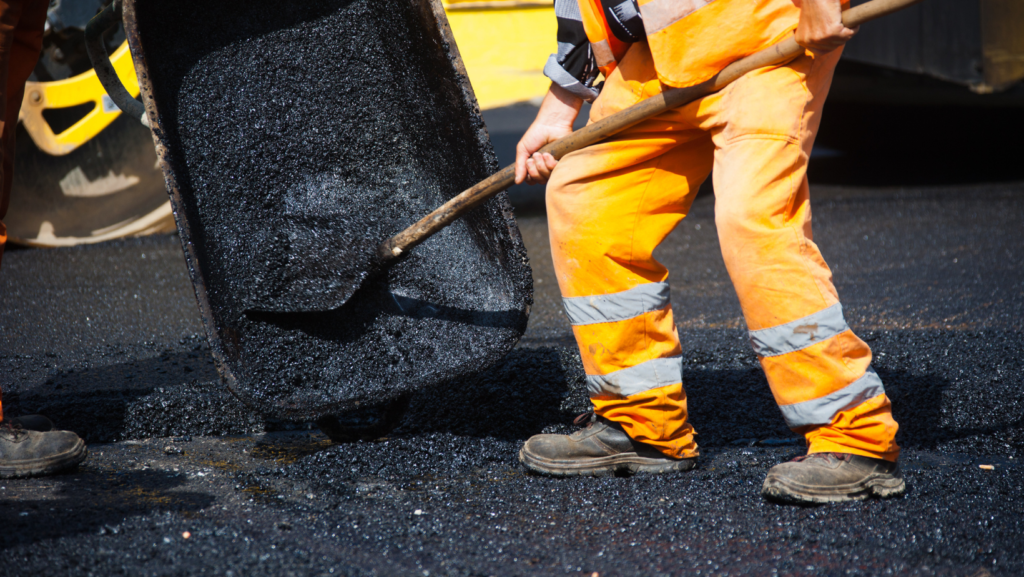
[
  {"xmin": 881, "ymin": 368, "xmax": 1024, "ymax": 452},
  {"xmin": 683, "ymin": 367, "xmax": 794, "ymax": 446},
  {"xmin": 394, "ymin": 347, "xmax": 588, "ymax": 441},
  {"xmin": 0, "ymin": 352, "xmax": 308, "ymax": 443},
  {"xmin": 3, "ymin": 352, "xmax": 222, "ymax": 443},
  {"xmin": 0, "ymin": 468, "xmax": 215, "ymax": 549},
  {"xmin": 392, "ymin": 339, "xmax": 1024, "ymax": 456}
]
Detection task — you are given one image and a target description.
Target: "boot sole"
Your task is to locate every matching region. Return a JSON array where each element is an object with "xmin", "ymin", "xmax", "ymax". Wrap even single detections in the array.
[
  {"xmin": 519, "ymin": 446, "xmax": 696, "ymax": 477},
  {"xmin": 0, "ymin": 438, "xmax": 88, "ymax": 479},
  {"xmin": 761, "ymin": 470, "xmax": 905, "ymax": 504}
]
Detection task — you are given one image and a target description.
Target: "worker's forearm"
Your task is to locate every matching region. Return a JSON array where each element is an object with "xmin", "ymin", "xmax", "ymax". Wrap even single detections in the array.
[
  {"xmin": 535, "ymin": 83, "xmax": 583, "ymax": 131},
  {"xmin": 513, "ymin": 84, "xmax": 582, "ymax": 185}
]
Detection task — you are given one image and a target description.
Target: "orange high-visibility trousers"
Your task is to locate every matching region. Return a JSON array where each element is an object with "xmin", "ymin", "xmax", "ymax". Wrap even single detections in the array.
[{"xmin": 546, "ymin": 40, "xmax": 899, "ymax": 462}]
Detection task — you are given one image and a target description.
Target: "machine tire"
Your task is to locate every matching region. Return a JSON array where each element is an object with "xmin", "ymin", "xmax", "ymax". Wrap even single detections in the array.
[
  {"xmin": 4, "ymin": 0, "xmax": 173, "ymax": 247},
  {"xmin": 7, "ymin": 113, "xmax": 172, "ymax": 246}
]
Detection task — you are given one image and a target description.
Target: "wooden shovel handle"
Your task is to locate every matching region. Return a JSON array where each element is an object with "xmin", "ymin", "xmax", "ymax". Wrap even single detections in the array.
[{"xmin": 379, "ymin": 0, "xmax": 922, "ymax": 262}]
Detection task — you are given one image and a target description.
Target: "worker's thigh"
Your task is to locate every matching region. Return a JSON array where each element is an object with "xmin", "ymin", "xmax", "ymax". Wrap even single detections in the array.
[
  {"xmin": 704, "ymin": 48, "xmax": 844, "ymax": 331},
  {"xmin": 546, "ymin": 41, "xmax": 715, "ymax": 300}
]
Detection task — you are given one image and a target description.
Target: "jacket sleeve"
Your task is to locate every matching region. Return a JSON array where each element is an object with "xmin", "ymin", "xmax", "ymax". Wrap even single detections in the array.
[{"xmin": 543, "ymin": 0, "xmax": 600, "ymax": 102}]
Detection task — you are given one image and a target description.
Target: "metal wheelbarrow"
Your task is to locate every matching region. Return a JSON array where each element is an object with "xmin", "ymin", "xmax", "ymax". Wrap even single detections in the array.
[{"xmin": 86, "ymin": 0, "xmax": 533, "ymax": 424}]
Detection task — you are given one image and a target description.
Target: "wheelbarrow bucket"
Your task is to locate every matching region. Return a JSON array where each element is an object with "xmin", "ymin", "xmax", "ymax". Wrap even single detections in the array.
[{"xmin": 97, "ymin": 0, "xmax": 533, "ymax": 420}]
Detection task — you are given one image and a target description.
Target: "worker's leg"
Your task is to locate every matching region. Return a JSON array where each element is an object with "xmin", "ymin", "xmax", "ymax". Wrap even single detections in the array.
[
  {"xmin": 0, "ymin": 0, "xmax": 44, "ymax": 269},
  {"xmin": 707, "ymin": 48, "xmax": 900, "ymax": 464},
  {"xmin": 541, "ymin": 42, "xmax": 712, "ymax": 461},
  {"xmin": 0, "ymin": 0, "xmax": 85, "ymax": 480},
  {"xmin": 0, "ymin": 0, "xmax": 49, "ymax": 421},
  {"xmin": 0, "ymin": 0, "xmax": 12, "ymax": 271}
]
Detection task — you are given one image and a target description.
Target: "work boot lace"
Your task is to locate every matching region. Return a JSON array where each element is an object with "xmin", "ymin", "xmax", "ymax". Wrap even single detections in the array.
[
  {"xmin": 0, "ymin": 420, "xmax": 28, "ymax": 440},
  {"xmin": 791, "ymin": 452, "xmax": 851, "ymax": 463},
  {"xmin": 573, "ymin": 411, "xmax": 595, "ymax": 428}
]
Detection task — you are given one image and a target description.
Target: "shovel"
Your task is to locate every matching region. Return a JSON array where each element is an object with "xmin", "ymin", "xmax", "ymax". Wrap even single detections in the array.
[
  {"xmin": 88, "ymin": 0, "xmax": 921, "ymax": 315},
  {"xmin": 336, "ymin": 0, "xmax": 921, "ymax": 312}
]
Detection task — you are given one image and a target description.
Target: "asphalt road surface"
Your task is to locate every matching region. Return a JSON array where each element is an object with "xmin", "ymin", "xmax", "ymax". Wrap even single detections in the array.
[{"xmin": 1, "ymin": 102, "xmax": 1023, "ymax": 576}]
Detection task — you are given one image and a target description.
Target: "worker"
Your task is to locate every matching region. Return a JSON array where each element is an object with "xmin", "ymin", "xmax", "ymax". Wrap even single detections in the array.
[
  {"xmin": 0, "ymin": 0, "xmax": 88, "ymax": 478},
  {"xmin": 514, "ymin": 0, "xmax": 903, "ymax": 504}
]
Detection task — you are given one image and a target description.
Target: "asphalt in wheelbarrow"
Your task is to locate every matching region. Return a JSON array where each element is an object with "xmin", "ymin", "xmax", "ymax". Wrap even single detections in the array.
[{"xmin": 133, "ymin": 0, "xmax": 532, "ymax": 420}]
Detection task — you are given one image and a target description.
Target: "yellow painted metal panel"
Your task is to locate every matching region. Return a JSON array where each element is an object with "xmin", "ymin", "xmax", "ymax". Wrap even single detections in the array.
[
  {"xmin": 18, "ymin": 41, "xmax": 140, "ymax": 156},
  {"xmin": 443, "ymin": 5, "xmax": 556, "ymax": 109}
]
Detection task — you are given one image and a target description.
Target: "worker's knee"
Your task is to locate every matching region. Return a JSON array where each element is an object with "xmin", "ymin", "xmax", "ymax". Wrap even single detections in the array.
[{"xmin": 713, "ymin": 196, "xmax": 769, "ymax": 244}]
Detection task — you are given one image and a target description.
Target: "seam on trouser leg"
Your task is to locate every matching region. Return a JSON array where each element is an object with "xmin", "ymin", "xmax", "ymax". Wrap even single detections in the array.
[
  {"xmin": 719, "ymin": 133, "xmax": 835, "ymax": 318},
  {"xmin": 787, "ymin": 191, "xmax": 859, "ymax": 377},
  {"xmin": 721, "ymin": 132, "xmax": 800, "ymax": 147},
  {"xmin": 787, "ymin": 55, "xmax": 840, "ymax": 324},
  {"xmin": 723, "ymin": 134, "xmax": 865, "ymax": 388}
]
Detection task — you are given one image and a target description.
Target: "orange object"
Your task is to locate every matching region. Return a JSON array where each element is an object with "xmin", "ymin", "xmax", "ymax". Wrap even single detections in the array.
[
  {"xmin": 577, "ymin": 0, "xmax": 630, "ymax": 79},
  {"xmin": 577, "ymin": 0, "xmax": 802, "ymax": 88},
  {"xmin": 546, "ymin": 39, "xmax": 899, "ymax": 461},
  {"xmin": 0, "ymin": 0, "xmax": 47, "ymax": 268}
]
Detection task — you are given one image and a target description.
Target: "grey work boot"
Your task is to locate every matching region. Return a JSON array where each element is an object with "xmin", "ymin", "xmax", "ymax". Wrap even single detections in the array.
[
  {"xmin": 0, "ymin": 423, "xmax": 87, "ymax": 479},
  {"xmin": 762, "ymin": 452, "xmax": 905, "ymax": 504},
  {"xmin": 519, "ymin": 414, "xmax": 697, "ymax": 477}
]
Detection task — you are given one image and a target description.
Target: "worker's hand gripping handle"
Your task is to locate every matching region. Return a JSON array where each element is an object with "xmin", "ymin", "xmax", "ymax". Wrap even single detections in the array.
[
  {"xmin": 378, "ymin": 0, "xmax": 923, "ymax": 262},
  {"xmin": 85, "ymin": 0, "xmax": 150, "ymax": 128}
]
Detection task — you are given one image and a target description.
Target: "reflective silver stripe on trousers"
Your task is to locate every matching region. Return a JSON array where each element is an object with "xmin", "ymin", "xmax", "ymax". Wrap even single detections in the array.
[
  {"xmin": 748, "ymin": 303, "xmax": 850, "ymax": 357},
  {"xmin": 640, "ymin": 0, "xmax": 715, "ymax": 35},
  {"xmin": 586, "ymin": 356, "xmax": 683, "ymax": 397},
  {"xmin": 562, "ymin": 282, "xmax": 670, "ymax": 326},
  {"xmin": 591, "ymin": 39, "xmax": 615, "ymax": 67},
  {"xmin": 777, "ymin": 368, "xmax": 886, "ymax": 428}
]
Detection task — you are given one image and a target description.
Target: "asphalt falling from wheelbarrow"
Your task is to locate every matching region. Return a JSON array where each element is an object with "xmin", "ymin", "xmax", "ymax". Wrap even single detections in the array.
[{"xmin": 134, "ymin": 0, "xmax": 532, "ymax": 419}]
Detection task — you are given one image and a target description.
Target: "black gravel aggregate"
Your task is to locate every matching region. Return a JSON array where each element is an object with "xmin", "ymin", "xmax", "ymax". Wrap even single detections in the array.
[
  {"xmin": 2, "ymin": 121, "xmax": 1024, "ymax": 573},
  {"xmin": 134, "ymin": 0, "xmax": 531, "ymax": 420}
]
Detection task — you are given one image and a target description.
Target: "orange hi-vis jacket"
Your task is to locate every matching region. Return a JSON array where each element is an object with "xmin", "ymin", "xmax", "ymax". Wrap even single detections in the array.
[{"xmin": 577, "ymin": 0, "xmax": 801, "ymax": 88}]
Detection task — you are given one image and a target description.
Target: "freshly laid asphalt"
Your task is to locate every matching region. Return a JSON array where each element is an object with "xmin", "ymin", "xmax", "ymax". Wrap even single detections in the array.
[{"xmin": 1, "ymin": 101, "xmax": 1023, "ymax": 576}]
